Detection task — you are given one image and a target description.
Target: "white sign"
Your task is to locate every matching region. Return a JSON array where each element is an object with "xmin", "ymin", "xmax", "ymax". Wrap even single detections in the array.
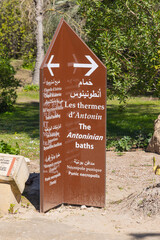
[{"xmin": 0, "ymin": 157, "xmax": 16, "ymax": 176}]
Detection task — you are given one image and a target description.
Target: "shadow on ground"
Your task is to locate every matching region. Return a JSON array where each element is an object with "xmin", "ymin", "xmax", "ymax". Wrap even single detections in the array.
[
  {"xmin": 0, "ymin": 102, "xmax": 39, "ymax": 139},
  {"xmin": 129, "ymin": 233, "xmax": 160, "ymax": 239},
  {"xmin": 23, "ymin": 173, "xmax": 40, "ymax": 210},
  {"xmin": 107, "ymin": 103, "xmax": 159, "ymax": 138}
]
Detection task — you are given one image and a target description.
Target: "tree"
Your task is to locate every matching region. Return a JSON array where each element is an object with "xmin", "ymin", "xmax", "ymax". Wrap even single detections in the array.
[
  {"xmin": 77, "ymin": 0, "xmax": 160, "ymax": 102},
  {"xmin": 0, "ymin": 0, "xmax": 25, "ymax": 58},
  {"xmin": 32, "ymin": 0, "xmax": 80, "ymax": 84},
  {"xmin": 0, "ymin": 57, "xmax": 20, "ymax": 112},
  {"xmin": 0, "ymin": 0, "xmax": 36, "ymax": 61},
  {"xmin": 0, "ymin": 0, "xmax": 81, "ymax": 85},
  {"xmin": 32, "ymin": 0, "xmax": 44, "ymax": 85},
  {"xmin": 43, "ymin": 0, "xmax": 82, "ymax": 52}
]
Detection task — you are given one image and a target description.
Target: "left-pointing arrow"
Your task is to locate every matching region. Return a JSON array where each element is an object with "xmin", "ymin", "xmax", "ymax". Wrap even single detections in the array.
[{"xmin": 47, "ymin": 55, "xmax": 60, "ymax": 76}]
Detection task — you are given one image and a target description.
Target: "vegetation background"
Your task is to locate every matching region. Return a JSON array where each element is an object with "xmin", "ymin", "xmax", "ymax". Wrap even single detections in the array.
[{"xmin": 0, "ymin": 0, "xmax": 160, "ymax": 158}]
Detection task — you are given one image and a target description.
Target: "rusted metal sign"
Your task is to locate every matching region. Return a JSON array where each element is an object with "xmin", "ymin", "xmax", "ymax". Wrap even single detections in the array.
[{"xmin": 40, "ymin": 18, "xmax": 106, "ymax": 212}]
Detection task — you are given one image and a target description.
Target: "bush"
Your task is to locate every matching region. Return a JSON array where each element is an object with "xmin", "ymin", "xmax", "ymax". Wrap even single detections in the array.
[
  {"xmin": 0, "ymin": 57, "xmax": 20, "ymax": 112},
  {"xmin": 23, "ymin": 84, "xmax": 39, "ymax": 92},
  {"xmin": 133, "ymin": 132, "xmax": 152, "ymax": 149},
  {"xmin": 114, "ymin": 136, "xmax": 132, "ymax": 152},
  {"xmin": 0, "ymin": 140, "xmax": 20, "ymax": 155},
  {"xmin": 107, "ymin": 132, "xmax": 152, "ymax": 152}
]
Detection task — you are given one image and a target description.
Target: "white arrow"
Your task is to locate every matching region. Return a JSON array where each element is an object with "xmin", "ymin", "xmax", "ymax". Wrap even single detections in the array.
[
  {"xmin": 47, "ymin": 55, "xmax": 60, "ymax": 76},
  {"xmin": 73, "ymin": 55, "xmax": 98, "ymax": 76}
]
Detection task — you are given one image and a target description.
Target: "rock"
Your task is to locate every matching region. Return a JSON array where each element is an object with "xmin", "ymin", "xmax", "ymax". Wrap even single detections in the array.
[
  {"xmin": 24, "ymin": 157, "xmax": 30, "ymax": 163},
  {"xmin": 81, "ymin": 205, "xmax": 87, "ymax": 210},
  {"xmin": 146, "ymin": 115, "xmax": 160, "ymax": 154}
]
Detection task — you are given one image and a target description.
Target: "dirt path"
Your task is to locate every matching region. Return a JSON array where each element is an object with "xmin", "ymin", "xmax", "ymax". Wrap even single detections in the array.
[
  {"xmin": 11, "ymin": 60, "xmax": 32, "ymax": 86},
  {"xmin": 1, "ymin": 150, "xmax": 160, "ymax": 240}
]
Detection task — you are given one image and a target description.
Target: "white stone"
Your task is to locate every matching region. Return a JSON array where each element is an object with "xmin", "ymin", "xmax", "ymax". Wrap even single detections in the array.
[
  {"xmin": 81, "ymin": 205, "xmax": 87, "ymax": 210},
  {"xmin": 0, "ymin": 153, "xmax": 29, "ymax": 193},
  {"xmin": 24, "ymin": 157, "xmax": 31, "ymax": 163},
  {"xmin": 0, "ymin": 177, "xmax": 21, "ymax": 214},
  {"xmin": 0, "ymin": 153, "xmax": 29, "ymax": 214}
]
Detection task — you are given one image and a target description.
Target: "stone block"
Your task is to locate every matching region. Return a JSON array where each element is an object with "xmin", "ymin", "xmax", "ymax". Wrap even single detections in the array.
[
  {"xmin": 0, "ymin": 177, "xmax": 21, "ymax": 214},
  {"xmin": 0, "ymin": 154, "xmax": 29, "ymax": 214}
]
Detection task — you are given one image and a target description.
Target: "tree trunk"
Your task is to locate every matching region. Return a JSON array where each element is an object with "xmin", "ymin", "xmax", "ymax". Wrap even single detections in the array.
[{"xmin": 32, "ymin": 0, "xmax": 44, "ymax": 85}]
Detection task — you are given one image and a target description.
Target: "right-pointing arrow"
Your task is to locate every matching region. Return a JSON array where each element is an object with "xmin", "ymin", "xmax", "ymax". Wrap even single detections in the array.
[{"xmin": 73, "ymin": 55, "xmax": 98, "ymax": 76}]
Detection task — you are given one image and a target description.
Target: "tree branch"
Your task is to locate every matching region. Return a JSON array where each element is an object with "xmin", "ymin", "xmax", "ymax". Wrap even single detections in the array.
[
  {"xmin": 125, "ymin": 2, "xmax": 138, "ymax": 18},
  {"xmin": 44, "ymin": 8, "xmax": 84, "ymax": 36}
]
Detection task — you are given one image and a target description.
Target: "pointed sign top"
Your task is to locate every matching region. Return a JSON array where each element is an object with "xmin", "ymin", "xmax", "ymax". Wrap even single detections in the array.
[{"xmin": 41, "ymin": 18, "xmax": 106, "ymax": 77}]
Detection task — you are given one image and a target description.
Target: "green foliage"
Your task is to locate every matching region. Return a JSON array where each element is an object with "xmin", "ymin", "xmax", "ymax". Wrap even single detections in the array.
[
  {"xmin": 43, "ymin": 0, "xmax": 80, "ymax": 52},
  {"xmin": 77, "ymin": 0, "xmax": 160, "ymax": 102},
  {"xmin": 0, "ymin": 0, "xmax": 78, "ymax": 67},
  {"xmin": 0, "ymin": 0, "xmax": 36, "ymax": 63},
  {"xmin": 8, "ymin": 204, "xmax": 18, "ymax": 214},
  {"xmin": 22, "ymin": 49, "xmax": 36, "ymax": 71},
  {"xmin": 0, "ymin": 0, "xmax": 24, "ymax": 58},
  {"xmin": 107, "ymin": 97, "xmax": 160, "ymax": 151},
  {"xmin": 0, "ymin": 140, "xmax": 20, "ymax": 155},
  {"xmin": 114, "ymin": 136, "xmax": 132, "ymax": 152},
  {"xmin": 0, "ymin": 57, "xmax": 20, "ymax": 112},
  {"xmin": 107, "ymin": 132, "xmax": 152, "ymax": 152},
  {"xmin": 23, "ymin": 84, "xmax": 39, "ymax": 92},
  {"xmin": 154, "ymin": 48, "xmax": 160, "ymax": 93},
  {"xmin": 133, "ymin": 132, "xmax": 152, "ymax": 149}
]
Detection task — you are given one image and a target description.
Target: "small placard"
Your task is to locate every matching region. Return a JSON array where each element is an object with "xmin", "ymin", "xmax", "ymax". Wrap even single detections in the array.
[{"xmin": 0, "ymin": 157, "xmax": 16, "ymax": 176}]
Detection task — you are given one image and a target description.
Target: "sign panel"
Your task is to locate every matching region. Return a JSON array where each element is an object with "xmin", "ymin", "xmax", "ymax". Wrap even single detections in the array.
[
  {"xmin": 40, "ymin": 18, "xmax": 106, "ymax": 212},
  {"xmin": 0, "ymin": 157, "xmax": 16, "ymax": 176}
]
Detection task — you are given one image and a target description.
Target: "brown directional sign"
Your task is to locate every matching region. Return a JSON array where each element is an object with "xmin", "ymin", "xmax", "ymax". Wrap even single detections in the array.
[{"xmin": 40, "ymin": 18, "xmax": 106, "ymax": 213}]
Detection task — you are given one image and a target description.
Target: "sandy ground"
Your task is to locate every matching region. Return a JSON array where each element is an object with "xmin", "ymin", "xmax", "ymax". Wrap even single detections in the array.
[
  {"xmin": 1, "ymin": 150, "xmax": 160, "ymax": 240},
  {"xmin": 11, "ymin": 60, "xmax": 32, "ymax": 86}
]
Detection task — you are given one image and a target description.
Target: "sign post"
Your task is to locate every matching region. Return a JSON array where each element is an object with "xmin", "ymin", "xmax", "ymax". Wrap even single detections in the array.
[{"xmin": 40, "ymin": 18, "xmax": 106, "ymax": 212}]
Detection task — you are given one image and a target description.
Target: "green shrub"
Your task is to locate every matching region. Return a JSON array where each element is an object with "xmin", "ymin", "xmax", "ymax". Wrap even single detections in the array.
[
  {"xmin": 23, "ymin": 84, "xmax": 39, "ymax": 92},
  {"xmin": 0, "ymin": 57, "xmax": 20, "ymax": 112},
  {"xmin": 107, "ymin": 132, "xmax": 153, "ymax": 152},
  {"xmin": 133, "ymin": 132, "xmax": 152, "ymax": 149},
  {"xmin": 22, "ymin": 50, "xmax": 35, "ymax": 71},
  {"xmin": 0, "ymin": 140, "xmax": 20, "ymax": 155},
  {"xmin": 114, "ymin": 136, "xmax": 132, "ymax": 152}
]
